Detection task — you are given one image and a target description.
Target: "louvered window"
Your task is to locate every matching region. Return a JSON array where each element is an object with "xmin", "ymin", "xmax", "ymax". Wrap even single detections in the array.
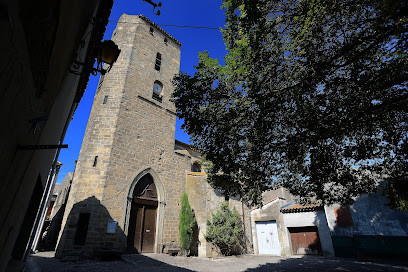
[{"xmin": 155, "ymin": 52, "xmax": 161, "ymax": 71}]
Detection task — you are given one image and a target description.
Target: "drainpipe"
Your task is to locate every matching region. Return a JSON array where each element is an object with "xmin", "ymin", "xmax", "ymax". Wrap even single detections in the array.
[
  {"xmin": 31, "ymin": 162, "xmax": 62, "ymax": 252},
  {"xmin": 23, "ymin": 101, "xmax": 77, "ymax": 262}
]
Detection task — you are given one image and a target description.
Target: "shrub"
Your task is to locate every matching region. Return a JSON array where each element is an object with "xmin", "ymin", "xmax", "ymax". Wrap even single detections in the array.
[
  {"xmin": 205, "ymin": 202, "xmax": 244, "ymax": 255},
  {"xmin": 179, "ymin": 192, "xmax": 196, "ymax": 250}
]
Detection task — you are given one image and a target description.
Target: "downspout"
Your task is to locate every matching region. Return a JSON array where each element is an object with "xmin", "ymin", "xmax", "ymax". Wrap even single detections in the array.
[
  {"xmin": 23, "ymin": 101, "xmax": 77, "ymax": 262},
  {"xmin": 31, "ymin": 162, "xmax": 62, "ymax": 252}
]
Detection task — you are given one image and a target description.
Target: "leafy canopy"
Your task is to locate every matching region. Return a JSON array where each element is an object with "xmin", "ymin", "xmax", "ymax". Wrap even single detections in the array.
[
  {"xmin": 205, "ymin": 202, "xmax": 244, "ymax": 255},
  {"xmin": 173, "ymin": 0, "xmax": 408, "ymax": 208}
]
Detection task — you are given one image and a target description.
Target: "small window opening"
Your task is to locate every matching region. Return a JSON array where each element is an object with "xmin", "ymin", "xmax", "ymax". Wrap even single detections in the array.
[
  {"xmin": 74, "ymin": 213, "xmax": 90, "ymax": 246},
  {"xmin": 191, "ymin": 162, "xmax": 201, "ymax": 172},
  {"xmin": 155, "ymin": 52, "xmax": 161, "ymax": 71},
  {"xmin": 103, "ymin": 95, "xmax": 108, "ymax": 104},
  {"xmin": 224, "ymin": 195, "xmax": 230, "ymax": 201},
  {"xmin": 149, "ymin": 26, "xmax": 154, "ymax": 35},
  {"xmin": 152, "ymin": 81, "xmax": 163, "ymax": 102},
  {"xmin": 164, "ymin": 38, "xmax": 168, "ymax": 45},
  {"xmin": 93, "ymin": 156, "xmax": 98, "ymax": 167}
]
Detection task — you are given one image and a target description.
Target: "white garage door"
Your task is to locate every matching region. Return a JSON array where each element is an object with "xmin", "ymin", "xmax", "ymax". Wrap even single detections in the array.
[{"xmin": 256, "ymin": 221, "xmax": 281, "ymax": 255}]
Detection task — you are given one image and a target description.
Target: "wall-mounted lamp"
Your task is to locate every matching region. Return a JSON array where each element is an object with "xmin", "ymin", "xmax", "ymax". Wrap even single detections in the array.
[
  {"xmin": 144, "ymin": 0, "xmax": 162, "ymax": 15},
  {"xmin": 71, "ymin": 40, "xmax": 121, "ymax": 76}
]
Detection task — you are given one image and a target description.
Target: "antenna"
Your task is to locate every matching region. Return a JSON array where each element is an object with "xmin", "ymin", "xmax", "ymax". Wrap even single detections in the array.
[{"xmin": 143, "ymin": 0, "xmax": 162, "ymax": 15}]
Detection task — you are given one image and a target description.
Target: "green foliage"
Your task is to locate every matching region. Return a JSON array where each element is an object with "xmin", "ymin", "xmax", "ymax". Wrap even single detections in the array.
[
  {"xmin": 172, "ymin": 0, "xmax": 408, "ymax": 210},
  {"xmin": 179, "ymin": 192, "xmax": 196, "ymax": 250},
  {"xmin": 205, "ymin": 202, "xmax": 244, "ymax": 255}
]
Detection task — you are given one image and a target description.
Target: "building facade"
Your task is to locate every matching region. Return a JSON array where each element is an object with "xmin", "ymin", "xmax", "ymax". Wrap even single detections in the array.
[
  {"xmin": 0, "ymin": 0, "xmax": 113, "ymax": 270},
  {"xmin": 251, "ymin": 187, "xmax": 408, "ymax": 258},
  {"xmin": 56, "ymin": 14, "xmax": 252, "ymax": 259}
]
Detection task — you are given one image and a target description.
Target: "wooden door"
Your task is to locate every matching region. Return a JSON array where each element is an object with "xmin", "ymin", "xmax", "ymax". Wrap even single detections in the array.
[
  {"xmin": 130, "ymin": 204, "xmax": 157, "ymax": 253},
  {"xmin": 289, "ymin": 226, "xmax": 322, "ymax": 255},
  {"xmin": 141, "ymin": 206, "xmax": 156, "ymax": 252},
  {"xmin": 127, "ymin": 174, "xmax": 158, "ymax": 253}
]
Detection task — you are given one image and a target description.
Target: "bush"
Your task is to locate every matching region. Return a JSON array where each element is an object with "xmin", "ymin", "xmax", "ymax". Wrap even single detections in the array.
[
  {"xmin": 179, "ymin": 192, "xmax": 196, "ymax": 250},
  {"xmin": 205, "ymin": 202, "xmax": 244, "ymax": 255}
]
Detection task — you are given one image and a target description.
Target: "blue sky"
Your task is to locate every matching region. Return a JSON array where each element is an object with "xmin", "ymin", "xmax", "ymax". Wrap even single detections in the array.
[{"xmin": 56, "ymin": 0, "xmax": 227, "ymax": 184}]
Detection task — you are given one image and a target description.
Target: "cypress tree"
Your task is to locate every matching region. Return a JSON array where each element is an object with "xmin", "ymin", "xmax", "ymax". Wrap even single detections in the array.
[{"xmin": 179, "ymin": 192, "xmax": 196, "ymax": 250}]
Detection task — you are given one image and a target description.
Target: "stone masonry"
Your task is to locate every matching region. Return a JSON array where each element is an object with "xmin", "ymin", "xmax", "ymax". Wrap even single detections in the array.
[{"xmin": 56, "ymin": 14, "xmax": 252, "ymax": 258}]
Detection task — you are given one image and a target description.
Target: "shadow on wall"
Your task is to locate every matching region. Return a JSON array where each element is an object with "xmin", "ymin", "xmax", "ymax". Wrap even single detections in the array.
[
  {"xmin": 31, "ymin": 253, "xmax": 195, "ymax": 272},
  {"xmin": 245, "ymin": 255, "xmax": 407, "ymax": 272},
  {"xmin": 329, "ymin": 184, "xmax": 408, "ymax": 259},
  {"xmin": 189, "ymin": 209, "xmax": 199, "ymax": 256},
  {"xmin": 37, "ymin": 204, "xmax": 67, "ymax": 251},
  {"xmin": 55, "ymin": 196, "xmax": 127, "ymax": 260},
  {"xmin": 38, "ymin": 185, "xmax": 72, "ymax": 251}
]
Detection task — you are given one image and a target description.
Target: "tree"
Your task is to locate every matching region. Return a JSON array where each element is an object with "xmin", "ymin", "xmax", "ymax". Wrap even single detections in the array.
[
  {"xmin": 172, "ymin": 0, "xmax": 408, "ymax": 209},
  {"xmin": 205, "ymin": 202, "xmax": 244, "ymax": 255},
  {"xmin": 179, "ymin": 192, "xmax": 196, "ymax": 251}
]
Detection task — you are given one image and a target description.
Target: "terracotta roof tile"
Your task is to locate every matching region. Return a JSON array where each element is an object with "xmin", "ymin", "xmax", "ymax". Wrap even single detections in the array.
[{"xmin": 281, "ymin": 201, "xmax": 322, "ymax": 213}]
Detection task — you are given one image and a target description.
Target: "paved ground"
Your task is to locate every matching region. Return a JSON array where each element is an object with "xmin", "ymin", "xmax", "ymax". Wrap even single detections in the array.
[{"xmin": 26, "ymin": 252, "xmax": 408, "ymax": 272}]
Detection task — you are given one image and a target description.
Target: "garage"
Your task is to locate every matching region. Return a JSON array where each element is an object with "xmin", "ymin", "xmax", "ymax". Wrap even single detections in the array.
[
  {"xmin": 288, "ymin": 226, "xmax": 322, "ymax": 255},
  {"xmin": 255, "ymin": 221, "xmax": 281, "ymax": 255}
]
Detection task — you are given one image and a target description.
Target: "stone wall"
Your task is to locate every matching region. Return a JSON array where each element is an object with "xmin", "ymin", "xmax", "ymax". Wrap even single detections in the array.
[
  {"xmin": 186, "ymin": 173, "xmax": 253, "ymax": 257},
  {"xmin": 57, "ymin": 14, "xmax": 188, "ymax": 257}
]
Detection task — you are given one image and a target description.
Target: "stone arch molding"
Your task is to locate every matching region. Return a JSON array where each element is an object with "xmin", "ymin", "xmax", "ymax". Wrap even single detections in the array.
[{"xmin": 124, "ymin": 167, "xmax": 165, "ymax": 253}]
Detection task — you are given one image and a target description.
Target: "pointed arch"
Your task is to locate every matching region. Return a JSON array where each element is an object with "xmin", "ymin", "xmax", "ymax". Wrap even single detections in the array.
[{"xmin": 124, "ymin": 168, "xmax": 165, "ymax": 253}]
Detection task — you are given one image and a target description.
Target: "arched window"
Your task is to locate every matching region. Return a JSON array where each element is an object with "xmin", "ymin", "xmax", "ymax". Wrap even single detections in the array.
[
  {"xmin": 154, "ymin": 52, "xmax": 161, "ymax": 71},
  {"xmin": 152, "ymin": 81, "xmax": 163, "ymax": 102},
  {"xmin": 191, "ymin": 162, "xmax": 201, "ymax": 172}
]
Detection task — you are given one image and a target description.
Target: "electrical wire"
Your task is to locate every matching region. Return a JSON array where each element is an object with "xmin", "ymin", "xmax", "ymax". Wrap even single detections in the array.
[{"xmin": 108, "ymin": 20, "xmax": 220, "ymax": 30}]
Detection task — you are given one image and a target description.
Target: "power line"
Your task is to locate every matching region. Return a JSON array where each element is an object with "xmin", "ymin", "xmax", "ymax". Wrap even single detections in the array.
[{"xmin": 108, "ymin": 20, "xmax": 220, "ymax": 30}]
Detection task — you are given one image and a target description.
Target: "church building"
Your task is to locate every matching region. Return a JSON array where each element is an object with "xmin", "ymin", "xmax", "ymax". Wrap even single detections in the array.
[{"xmin": 56, "ymin": 14, "xmax": 252, "ymax": 258}]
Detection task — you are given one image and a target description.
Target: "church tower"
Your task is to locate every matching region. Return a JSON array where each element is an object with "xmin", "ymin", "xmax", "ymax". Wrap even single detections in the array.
[{"xmin": 56, "ymin": 14, "xmax": 188, "ymax": 257}]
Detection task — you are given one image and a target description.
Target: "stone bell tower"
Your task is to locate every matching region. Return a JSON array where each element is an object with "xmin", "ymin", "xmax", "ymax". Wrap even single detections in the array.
[{"xmin": 56, "ymin": 14, "xmax": 185, "ymax": 257}]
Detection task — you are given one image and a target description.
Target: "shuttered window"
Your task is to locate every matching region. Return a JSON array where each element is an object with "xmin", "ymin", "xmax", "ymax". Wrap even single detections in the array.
[{"xmin": 155, "ymin": 53, "xmax": 161, "ymax": 71}]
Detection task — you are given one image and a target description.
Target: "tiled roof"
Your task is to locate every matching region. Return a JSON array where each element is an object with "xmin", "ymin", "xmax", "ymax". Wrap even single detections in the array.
[
  {"xmin": 251, "ymin": 197, "xmax": 285, "ymax": 210},
  {"xmin": 175, "ymin": 140, "xmax": 202, "ymax": 154},
  {"xmin": 280, "ymin": 201, "xmax": 322, "ymax": 213}
]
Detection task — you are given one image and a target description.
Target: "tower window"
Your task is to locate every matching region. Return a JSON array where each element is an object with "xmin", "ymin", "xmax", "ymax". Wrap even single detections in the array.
[
  {"xmin": 93, "ymin": 156, "xmax": 98, "ymax": 167},
  {"xmin": 164, "ymin": 38, "xmax": 168, "ymax": 45},
  {"xmin": 152, "ymin": 81, "xmax": 163, "ymax": 102},
  {"xmin": 96, "ymin": 74, "xmax": 104, "ymax": 94},
  {"xmin": 155, "ymin": 52, "xmax": 161, "ymax": 71},
  {"xmin": 149, "ymin": 26, "xmax": 154, "ymax": 35},
  {"xmin": 103, "ymin": 95, "xmax": 108, "ymax": 104},
  {"xmin": 191, "ymin": 162, "xmax": 201, "ymax": 172}
]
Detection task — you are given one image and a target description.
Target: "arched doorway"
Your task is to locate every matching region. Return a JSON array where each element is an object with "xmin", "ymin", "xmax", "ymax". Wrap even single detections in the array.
[{"xmin": 127, "ymin": 174, "xmax": 158, "ymax": 253}]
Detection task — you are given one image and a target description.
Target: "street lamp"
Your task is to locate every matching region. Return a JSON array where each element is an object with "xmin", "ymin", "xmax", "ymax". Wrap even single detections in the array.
[
  {"xmin": 95, "ymin": 40, "xmax": 121, "ymax": 75},
  {"xmin": 71, "ymin": 39, "xmax": 121, "ymax": 76}
]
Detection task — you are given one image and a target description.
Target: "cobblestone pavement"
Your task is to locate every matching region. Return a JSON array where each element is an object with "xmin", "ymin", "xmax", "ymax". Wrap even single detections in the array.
[{"xmin": 26, "ymin": 252, "xmax": 408, "ymax": 272}]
